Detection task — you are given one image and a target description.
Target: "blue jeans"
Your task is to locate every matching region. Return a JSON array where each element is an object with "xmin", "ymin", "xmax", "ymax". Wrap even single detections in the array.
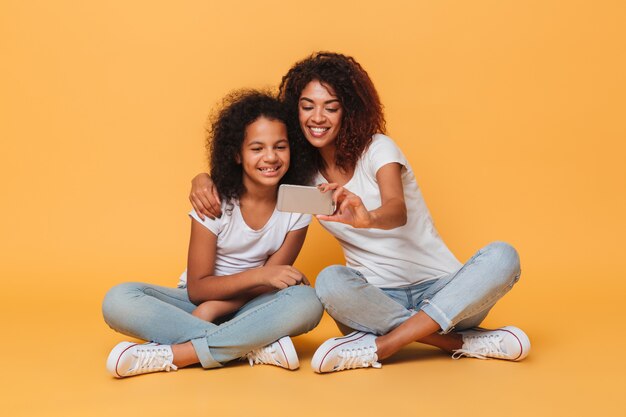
[
  {"xmin": 102, "ymin": 283, "xmax": 323, "ymax": 368},
  {"xmin": 315, "ymin": 241, "xmax": 521, "ymax": 335}
]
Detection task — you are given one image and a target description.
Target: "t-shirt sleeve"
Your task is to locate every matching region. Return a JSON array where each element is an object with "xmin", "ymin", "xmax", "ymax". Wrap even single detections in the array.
[
  {"xmin": 288, "ymin": 212, "xmax": 312, "ymax": 231},
  {"xmin": 366, "ymin": 134, "xmax": 408, "ymax": 175},
  {"xmin": 188, "ymin": 208, "xmax": 221, "ymax": 236}
]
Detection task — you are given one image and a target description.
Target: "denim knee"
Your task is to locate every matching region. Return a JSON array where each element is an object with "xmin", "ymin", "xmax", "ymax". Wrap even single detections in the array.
[
  {"xmin": 315, "ymin": 265, "xmax": 362, "ymax": 309},
  {"xmin": 102, "ymin": 282, "xmax": 141, "ymax": 327},
  {"xmin": 483, "ymin": 241, "xmax": 522, "ymax": 286},
  {"xmin": 280, "ymin": 285, "xmax": 324, "ymax": 332}
]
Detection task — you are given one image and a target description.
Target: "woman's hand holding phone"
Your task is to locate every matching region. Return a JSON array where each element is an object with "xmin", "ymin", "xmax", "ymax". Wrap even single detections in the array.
[{"xmin": 316, "ymin": 183, "xmax": 374, "ymax": 228}]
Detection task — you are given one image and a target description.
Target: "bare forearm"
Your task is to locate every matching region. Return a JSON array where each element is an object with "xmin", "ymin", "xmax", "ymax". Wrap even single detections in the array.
[
  {"xmin": 187, "ymin": 264, "xmax": 305, "ymax": 304},
  {"xmin": 187, "ymin": 269, "xmax": 268, "ymax": 304},
  {"xmin": 367, "ymin": 198, "xmax": 407, "ymax": 230}
]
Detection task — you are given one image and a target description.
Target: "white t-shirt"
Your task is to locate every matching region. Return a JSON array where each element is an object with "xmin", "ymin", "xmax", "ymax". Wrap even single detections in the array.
[
  {"xmin": 177, "ymin": 201, "xmax": 311, "ymax": 287},
  {"xmin": 315, "ymin": 134, "xmax": 462, "ymax": 288}
]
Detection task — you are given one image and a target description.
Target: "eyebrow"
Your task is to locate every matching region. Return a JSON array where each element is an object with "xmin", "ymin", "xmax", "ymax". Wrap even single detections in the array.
[
  {"xmin": 246, "ymin": 138, "xmax": 289, "ymax": 146},
  {"xmin": 299, "ymin": 97, "xmax": 341, "ymax": 105}
]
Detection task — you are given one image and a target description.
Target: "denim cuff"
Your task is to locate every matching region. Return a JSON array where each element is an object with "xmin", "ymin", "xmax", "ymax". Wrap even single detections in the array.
[
  {"xmin": 191, "ymin": 337, "xmax": 223, "ymax": 369},
  {"xmin": 421, "ymin": 299, "xmax": 454, "ymax": 334}
]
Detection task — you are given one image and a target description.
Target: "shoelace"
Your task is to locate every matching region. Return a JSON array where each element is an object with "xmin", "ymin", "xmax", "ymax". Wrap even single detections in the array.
[
  {"xmin": 245, "ymin": 345, "xmax": 281, "ymax": 367},
  {"xmin": 334, "ymin": 346, "xmax": 381, "ymax": 371},
  {"xmin": 452, "ymin": 333, "xmax": 504, "ymax": 359},
  {"xmin": 130, "ymin": 346, "xmax": 178, "ymax": 374}
]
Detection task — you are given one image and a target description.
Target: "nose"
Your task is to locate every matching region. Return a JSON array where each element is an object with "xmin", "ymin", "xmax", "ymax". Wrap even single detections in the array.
[
  {"xmin": 263, "ymin": 148, "xmax": 278, "ymax": 162},
  {"xmin": 311, "ymin": 107, "xmax": 325, "ymax": 124}
]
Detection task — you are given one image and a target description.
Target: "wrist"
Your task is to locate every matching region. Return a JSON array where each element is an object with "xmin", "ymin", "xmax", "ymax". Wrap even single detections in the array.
[
  {"xmin": 359, "ymin": 211, "xmax": 376, "ymax": 228},
  {"xmin": 253, "ymin": 266, "xmax": 266, "ymax": 286}
]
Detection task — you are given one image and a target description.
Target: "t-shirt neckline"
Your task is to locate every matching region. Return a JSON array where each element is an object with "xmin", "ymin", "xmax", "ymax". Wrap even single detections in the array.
[{"xmin": 235, "ymin": 203, "xmax": 279, "ymax": 233}]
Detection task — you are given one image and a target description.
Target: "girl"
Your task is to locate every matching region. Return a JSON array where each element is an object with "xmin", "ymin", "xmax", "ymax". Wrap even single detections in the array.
[
  {"xmin": 190, "ymin": 52, "xmax": 530, "ymax": 373},
  {"xmin": 102, "ymin": 90, "xmax": 323, "ymax": 378}
]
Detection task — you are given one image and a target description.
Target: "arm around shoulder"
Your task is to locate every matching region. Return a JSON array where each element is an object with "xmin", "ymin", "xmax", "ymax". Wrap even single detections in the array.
[{"xmin": 189, "ymin": 173, "xmax": 222, "ymax": 220}]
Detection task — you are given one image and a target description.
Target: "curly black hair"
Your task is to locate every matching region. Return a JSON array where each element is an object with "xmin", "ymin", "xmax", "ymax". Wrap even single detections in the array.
[
  {"xmin": 278, "ymin": 52, "xmax": 386, "ymax": 174},
  {"xmin": 207, "ymin": 89, "xmax": 314, "ymax": 203}
]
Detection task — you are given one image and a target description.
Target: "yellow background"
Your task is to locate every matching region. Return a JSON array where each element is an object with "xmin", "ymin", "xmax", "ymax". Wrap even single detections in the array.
[{"xmin": 1, "ymin": 1, "xmax": 624, "ymax": 416}]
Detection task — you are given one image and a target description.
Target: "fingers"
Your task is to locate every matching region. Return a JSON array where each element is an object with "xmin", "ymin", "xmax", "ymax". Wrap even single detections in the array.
[
  {"xmin": 317, "ymin": 195, "xmax": 366, "ymax": 226},
  {"xmin": 287, "ymin": 266, "xmax": 308, "ymax": 285},
  {"xmin": 318, "ymin": 184, "xmax": 354, "ymax": 211},
  {"xmin": 301, "ymin": 275, "xmax": 311, "ymax": 286},
  {"xmin": 340, "ymin": 194, "xmax": 363, "ymax": 212},
  {"xmin": 190, "ymin": 174, "xmax": 222, "ymax": 219},
  {"xmin": 282, "ymin": 266, "xmax": 303, "ymax": 285},
  {"xmin": 315, "ymin": 214, "xmax": 335, "ymax": 222},
  {"xmin": 190, "ymin": 193, "xmax": 211, "ymax": 221},
  {"xmin": 273, "ymin": 281, "xmax": 289, "ymax": 290},
  {"xmin": 332, "ymin": 186, "xmax": 356, "ymax": 206},
  {"xmin": 272, "ymin": 277, "xmax": 296, "ymax": 289},
  {"xmin": 203, "ymin": 184, "xmax": 222, "ymax": 218},
  {"xmin": 332, "ymin": 186, "xmax": 346, "ymax": 205},
  {"xmin": 262, "ymin": 265, "xmax": 312, "ymax": 290},
  {"xmin": 189, "ymin": 188, "xmax": 221, "ymax": 220},
  {"xmin": 338, "ymin": 196, "xmax": 354, "ymax": 213},
  {"xmin": 271, "ymin": 266, "xmax": 307, "ymax": 288},
  {"xmin": 211, "ymin": 184, "xmax": 222, "ymax": 216},
  {"xmin": 201, "ymin": 187, "xmax": 222, "ymax": 218},
  {"xmin": 317, "ymin": 183, "xmax": 339, "ymax": 193},
  {"xmin": 189, "ymin": 194, "xmax": 205, "ymax": 221}
]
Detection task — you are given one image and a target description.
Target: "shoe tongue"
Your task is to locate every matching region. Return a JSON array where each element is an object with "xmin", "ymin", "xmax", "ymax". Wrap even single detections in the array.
[
  {"xmin": 495, "ymin": 338, "xmax": 508, "ymax": 354},
  {"xmin": 478, "ymin": 335, "xmax": 502, "ymax": 354}
]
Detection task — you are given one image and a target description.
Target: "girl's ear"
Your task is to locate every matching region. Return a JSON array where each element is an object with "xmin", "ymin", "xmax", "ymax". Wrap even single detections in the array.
[{"xmin": 235, "ymin": 153, "xmax": 242, "ymax": 164}]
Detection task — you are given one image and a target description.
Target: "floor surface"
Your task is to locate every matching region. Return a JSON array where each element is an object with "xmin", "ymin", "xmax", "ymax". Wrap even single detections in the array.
[{"xmin": 2, "ymin": 276, "xmax": 623, "ymax": 417}]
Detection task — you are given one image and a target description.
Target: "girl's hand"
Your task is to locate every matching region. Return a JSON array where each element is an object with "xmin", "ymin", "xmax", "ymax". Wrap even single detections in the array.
[
  {"xmin": 258, "ymin": 265, "xmax": 310, "ymax": 290},
  {"xmin": 190, "ymin": 173, "xmax": 222, "ymax": 220},
  {"xmin": 316, "ymin": 183, "xmax": 374, "ymax": 228}
]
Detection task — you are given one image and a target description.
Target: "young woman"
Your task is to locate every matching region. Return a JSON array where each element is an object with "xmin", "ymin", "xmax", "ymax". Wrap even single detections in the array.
[
  {"xmin": 102, "ymin": 90, "xmax": 323, "ymax": 378},
  {"xmin": 190, "ymin": 52, "xmax": 530, "ymax": 373}
]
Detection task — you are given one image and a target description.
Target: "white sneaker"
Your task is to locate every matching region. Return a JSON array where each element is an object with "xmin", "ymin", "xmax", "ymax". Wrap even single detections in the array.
[
  {"xmin": 452, "ymin": 326, "xmax": 531, "ymax": 361},
  {"xmin": 244, "ymin": 336, "xmax": 299, "ymax": 370},
  {"xmin": 106, "ymin": 342, "xmax": 177, "ymax": 378},
  {"xmin": 311, "ymin": 331, "xmax": 381, "ymax": 373}
]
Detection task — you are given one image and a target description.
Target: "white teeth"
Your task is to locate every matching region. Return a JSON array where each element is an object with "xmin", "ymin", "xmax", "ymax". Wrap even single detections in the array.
[
  {"xmin": 310, "ymin": 127, "xmax": 329, "ymax": 133},
  {"xmin": 259, "ymin": 167, "xmax": 278, "ymax": 172}
]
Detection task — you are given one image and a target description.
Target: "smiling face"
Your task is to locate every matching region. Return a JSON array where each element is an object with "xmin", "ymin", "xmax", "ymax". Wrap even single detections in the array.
[
  {"xmin": 298, "ymin": 80, "xmax": 343, "ymax": 151},
  {"xmin": 238, "ymin": 117, "xmax": 290, "ymax": 192}
]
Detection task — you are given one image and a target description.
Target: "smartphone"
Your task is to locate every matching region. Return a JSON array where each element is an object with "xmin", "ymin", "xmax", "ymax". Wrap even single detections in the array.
[{"xmin": 277, "ymin": 184, "xmax": 336, "ymax": 215}]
